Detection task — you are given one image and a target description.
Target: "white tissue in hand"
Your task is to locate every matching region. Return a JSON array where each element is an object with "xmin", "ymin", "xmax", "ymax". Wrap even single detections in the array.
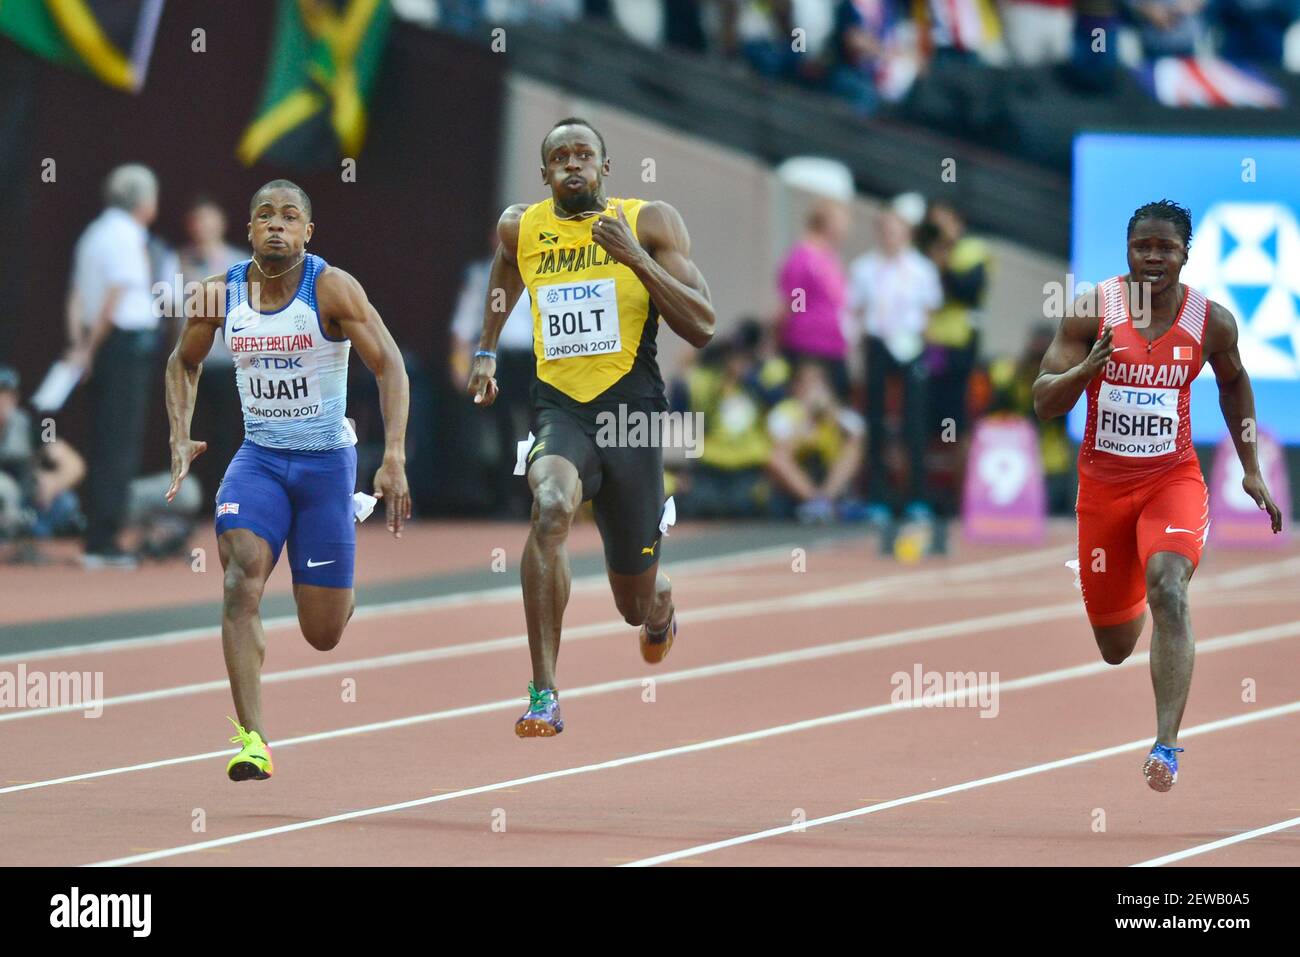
[
  {"xmin": 354, "ymin": 492, "xmax": 378, "ymax": 523},
  {"xmin": 659, "ymin": 495, "xmax": 677, "ymax": 536},
  {"xmin": 514, "ymin": 431, "xmax": 536, "ymax": 476}
]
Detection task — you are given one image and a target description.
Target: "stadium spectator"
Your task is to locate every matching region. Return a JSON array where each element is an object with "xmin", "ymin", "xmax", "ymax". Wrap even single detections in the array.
[
  {"xmin": 168, "ymin": 195, "xmax": 245, "ymax": 496},
  {"xmin": 766, "ymin": 360, "xmax": 864, "ymax": 521},
  {"xmin": 1067, "ymin": 0, "xmax": 1123, "ymax": 93},
  {"xmin": 664, "ymin": 0, "xmax": 708, "ymax": 51},
  {"xmin": 1214, "ymin": 0, "xmax": 1300, "ymax": 66},
  {"xmin": 1125, "ymin": 0, "xmax": 1207, "ymax": 58},
  {"xmin": 67, "ymin": 164, "xmax": 161, "ymax": 568},
  {"xmin": 848, "ymin": 205, "xmax": 942, "ymax": 522},
  {"xmin": 915, "ymin": 203, "xmax": 989, "ymax": 516},
  {"xmin": 828, "ymin": 0, "xmax": 901, "ymax": 114},
  {"xmin": 987, "ymin": 322, "xmax": 1076, "ymax": 514},
  {"xmin": 0, "ymin": 366, "xmax": 85, "ymax": 545},
  {"xmin": 776, "ymin": 198, "xmax": 852, "ymax": 399},
  {"xmin": 676, "ymin": 322, "xmax": 773, "ymax": 518},
  {"xmin": 917, "ymin": 0, "xmax": 1002, "ymax": 63},
  {"xmin": 1000, "ymin": 0, "xmax": 1074, "ymax": 64},
  {"xmin": 449, "ymin": 228, "xmax": 536, "ymax": 517},
  {"xmin": 720, "ymin": 0, "xmax": 801, "ymax": 79}
]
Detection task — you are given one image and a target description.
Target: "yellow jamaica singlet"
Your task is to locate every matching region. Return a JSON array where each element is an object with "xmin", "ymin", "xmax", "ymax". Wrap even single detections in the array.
[{"xmin": 517, "ymin": 196, "xmax": 665, "ymax": 409}]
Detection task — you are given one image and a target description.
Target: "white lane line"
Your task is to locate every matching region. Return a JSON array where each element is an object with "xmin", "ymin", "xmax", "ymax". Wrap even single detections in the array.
[
  {"xmin": 622, "ymin": 701, "xmax": 1300, "ymax": 867},
  {"xmin": 0, "ymin": 598, "xmax": 1084, "ymax": 795},
  {"xmin": 0, "ymin": 544, "xmax": 1070, "ymax": 722},
  {"xmin": 85, "ymin": 690, "xmax": 1300, "ymax": 867},
  {"xmin": 10, "ymin": 599, "xmax": 1300, "ymax": 798},
  {"xmin": 0, "ymin": 540, "xmax": 818, "ymax": 665},
  {"xmin": 1132, "ymin": 816, "xmax": 1300, "ymax": 867}
]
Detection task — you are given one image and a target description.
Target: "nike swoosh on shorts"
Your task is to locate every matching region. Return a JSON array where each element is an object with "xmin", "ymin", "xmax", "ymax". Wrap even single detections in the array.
[
  {"xmin": 1164, "ymin": 526, "xmax": 1197, "ymax": 534},
  {"xmin": 306, "ymin": 558, "xmax": 336, "ymax": 567}
]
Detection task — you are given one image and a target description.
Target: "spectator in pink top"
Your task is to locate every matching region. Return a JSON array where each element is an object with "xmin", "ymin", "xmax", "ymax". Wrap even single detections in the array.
[{"xmin": 776, "ymin": 199, "xmax": 852, "ymax": 398}]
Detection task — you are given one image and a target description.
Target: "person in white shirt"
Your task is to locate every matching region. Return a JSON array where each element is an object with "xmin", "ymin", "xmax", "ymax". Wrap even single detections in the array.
[
  {"xmin": 847, "ymin": 206, "xmax": 943, "ymax": 520},
  {"xmin": 67, "ymin": 164, "xmax": 162, "ymax": 566},
  {"xmin": 449, "ymin": 230, "xmax": 535, "ymax": 516},
  {"xmin": 168, "ymin": 195, "xmax": 246, "ymax": 497}
]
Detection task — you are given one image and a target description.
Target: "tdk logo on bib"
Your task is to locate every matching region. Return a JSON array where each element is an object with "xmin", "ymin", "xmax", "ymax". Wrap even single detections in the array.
[
  {"xmin": 537, "ymin": 279, "xmax": 621, "ymax": 360},
  {"xmin": 1109, "ymin": 388, "xmax": 1169, "ymax": 407},
  {"xmin": 250, "ymin": 356, "xmax": 303, "ymax": 370}
]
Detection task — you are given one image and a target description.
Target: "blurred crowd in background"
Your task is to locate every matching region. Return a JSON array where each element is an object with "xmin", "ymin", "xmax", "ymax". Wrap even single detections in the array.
[
  {"xmin": 0, "ymin": 160, "xmax": 1074, "ymax": 565},
  {"xmin": 663, "ymin": 193, "xmax": 1073, "ymax": 529},
  {"xmin": 426, "ymin": 0, "xmax": 1300, "ymax": 113}
]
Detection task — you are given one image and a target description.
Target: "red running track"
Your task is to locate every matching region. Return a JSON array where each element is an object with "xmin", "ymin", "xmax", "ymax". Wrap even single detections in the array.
[{"xmin": 0, "ymin": 521, "xmax": 1296, "ymax": 867}]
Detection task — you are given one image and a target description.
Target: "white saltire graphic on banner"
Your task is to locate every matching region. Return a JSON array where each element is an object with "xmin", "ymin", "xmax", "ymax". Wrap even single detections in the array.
[{"xmin": 1184, "ymin": 202, "xmax": 1300, "ymax": 382}]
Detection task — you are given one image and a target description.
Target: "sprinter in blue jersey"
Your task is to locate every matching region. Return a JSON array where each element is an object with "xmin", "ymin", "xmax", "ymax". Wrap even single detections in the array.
[{"xmin": 165, "ymin": 180, "xmax": 410, "ymax": 782}]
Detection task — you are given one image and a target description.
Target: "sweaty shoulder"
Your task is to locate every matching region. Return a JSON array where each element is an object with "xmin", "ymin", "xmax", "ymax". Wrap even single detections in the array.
[
  {"xmin": 497, "ymin": 203, "xmax": 530, "ymax": 259},
  {"xmin": 191, "ymin": 273, "xmax": 228, "ymax": 323},
  {"xmin": 1061, "ymin": 283, "xmax": 1106, "ymax": 341},
  {"xmin": 1202, "ymin": 298, "xmax": 1238, "ymax": 353},
  {"xmin": 633, "ymin": 200, "xmax": 688, "ymax": 252},
  {"xmin": 315, "ymin": 265, "xmax": 370, "ymax": 329}
]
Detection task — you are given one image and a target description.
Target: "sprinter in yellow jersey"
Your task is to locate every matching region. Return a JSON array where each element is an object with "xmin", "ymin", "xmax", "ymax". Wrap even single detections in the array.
[{"xmin": 468, "ymin": 118, "xmax": 716, "ymax": 737}]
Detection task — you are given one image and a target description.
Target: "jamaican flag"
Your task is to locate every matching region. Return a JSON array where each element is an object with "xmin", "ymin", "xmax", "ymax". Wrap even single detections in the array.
[
  {"xmin": 237, "ymin": 0, "xmax": 391, "ymax": 169},
  {"xmin": 0, "ymin": 0, "xmax": 164, "ymax": 91}
]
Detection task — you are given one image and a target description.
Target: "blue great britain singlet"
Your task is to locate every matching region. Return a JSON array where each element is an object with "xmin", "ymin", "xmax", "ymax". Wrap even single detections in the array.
[{"xmin": 223, "ymin": 254, "xmax": 354, "ymax": 451}]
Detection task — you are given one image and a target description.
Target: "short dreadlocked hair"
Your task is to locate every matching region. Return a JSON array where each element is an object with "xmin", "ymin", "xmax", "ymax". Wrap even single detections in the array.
[
  {"xmin": 1127, "ymin": 199, "xmax": 1192, "ymax": 248},
  {"xmin": 540, "ymin": 117, "xmax": 606, "ymax": 164}
]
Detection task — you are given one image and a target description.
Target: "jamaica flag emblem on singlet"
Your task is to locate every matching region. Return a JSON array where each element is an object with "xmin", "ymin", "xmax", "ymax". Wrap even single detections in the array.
[{"xmin": 538, "ymin": 230, "xmax": 559, "ymax": 246}]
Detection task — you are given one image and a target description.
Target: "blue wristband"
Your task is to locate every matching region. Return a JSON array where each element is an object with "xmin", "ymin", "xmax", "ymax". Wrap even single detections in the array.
[{"xmin": 474, "ymin": 350, "xmax": 497, "ymax": 360}]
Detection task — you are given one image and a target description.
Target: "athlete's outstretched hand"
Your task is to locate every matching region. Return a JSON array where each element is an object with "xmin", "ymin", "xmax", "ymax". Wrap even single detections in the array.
[
  {"xmin": 468, "ymin": 353, "xmax": 499, "ymax": 407},
  {"xmin": 591, "ymin": 202, "xmax": 643, "ymax": 267},
  {"xmin": 165, "ymin": 438, "xmax": 207, "ymax": 503},
  {"xmin": 1080, "ymin": 326, "xmax": 1113, "ymax": 378},
  {"xmin": 373, "ymin": 460, "xmax": 411, "ymax": 539},
  {"xmin": 1242, "ymin": 471, "xmax": 1283, "ymax": 533}
]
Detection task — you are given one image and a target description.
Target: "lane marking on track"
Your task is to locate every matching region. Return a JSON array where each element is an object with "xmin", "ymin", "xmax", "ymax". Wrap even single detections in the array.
[
  {"xmin": 0, "ymin": 540, "xmax": 827, "ymax": 665},
  {"xmin": 8, "ymin": 600, "xmax": 1300, "ymax": 798},
  {"xmin": 622, "ymin": 701, "xmax": 1300, "ymax": 867},
  {"xmin": 79, "ymin": 628, "xmax": 1300, "ymax": 866},
  {"xmin": 1132, "ymin": 815, "xmax": 1300, "ymax": 867},
  {"xmin": 0, "ymin": 544, "xmax": 1072, "ymax": 723}
]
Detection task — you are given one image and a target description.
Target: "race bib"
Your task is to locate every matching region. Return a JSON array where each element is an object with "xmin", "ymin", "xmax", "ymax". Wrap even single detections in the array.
[
  {"xmin": 536, "ymin": 279, "xmax": 620, "ymax": 360},
  {"xmin": 241, "ymin": 351, "xmax": 322, "ymax": 420},
  {"xmin": 1094, "ymin": 381, "xmax": 1179, "ymax": 457}
]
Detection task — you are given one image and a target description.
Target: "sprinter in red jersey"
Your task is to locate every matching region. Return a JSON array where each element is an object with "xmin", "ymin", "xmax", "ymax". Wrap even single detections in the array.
[{"xmin": 1034, "ymin": 200, "xmax": 1282, "ymax": 792}]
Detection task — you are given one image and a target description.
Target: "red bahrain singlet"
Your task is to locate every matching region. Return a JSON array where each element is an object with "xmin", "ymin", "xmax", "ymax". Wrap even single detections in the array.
[{"xmin": 1080, "ymin": 275, "xmax": 1207, "ymax": 483}]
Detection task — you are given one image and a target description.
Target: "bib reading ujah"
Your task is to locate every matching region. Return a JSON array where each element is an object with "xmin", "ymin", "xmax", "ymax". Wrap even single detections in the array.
[
  {"xmin": 240, "ymin": 349, "xmax": 322, "ymax": 419},
  {"xmin": 537, "ymin": 279, "xmax": 621, "ymax": 360}
]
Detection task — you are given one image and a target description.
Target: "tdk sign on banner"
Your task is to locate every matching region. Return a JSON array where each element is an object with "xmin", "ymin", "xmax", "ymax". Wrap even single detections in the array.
[{"xmin": 1070, "ymin": 135, "xmax": 1300, "ymax": 444}]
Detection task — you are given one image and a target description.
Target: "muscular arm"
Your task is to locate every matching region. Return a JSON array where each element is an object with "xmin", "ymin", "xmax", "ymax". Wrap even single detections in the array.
[
  {"xmin": 318, "ymin": 267, "xmax": 411, "ymax": 535},
  {"xmin": 1205, "ymin": 301, "xmax": 1283, "ymax": 532},
  {"xmin": 468, "ymin": 205, "xmax": 528, "ymax": 406},
  {"xmin": 602, "ymin": 201, "xmax": 715, "ymax": 349},
  {"xmin": 1032, "ymin": 287, "xmax": 1111, "ymax": 420},
  {"xmin": 164, "ymin": 275, "xmax": 224, "ymax": 500}
]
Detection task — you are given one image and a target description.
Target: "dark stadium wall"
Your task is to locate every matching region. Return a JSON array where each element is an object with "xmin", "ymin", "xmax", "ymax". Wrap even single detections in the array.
[{"xmin": 0, "ymin": 2, "xmax": 505, "ymax": 511}]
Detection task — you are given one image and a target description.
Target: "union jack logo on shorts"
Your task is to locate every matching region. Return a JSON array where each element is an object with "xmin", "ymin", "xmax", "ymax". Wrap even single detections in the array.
[{"xmin": 217, "ymin": 502, "xmax": 240, "ymax": 516}]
